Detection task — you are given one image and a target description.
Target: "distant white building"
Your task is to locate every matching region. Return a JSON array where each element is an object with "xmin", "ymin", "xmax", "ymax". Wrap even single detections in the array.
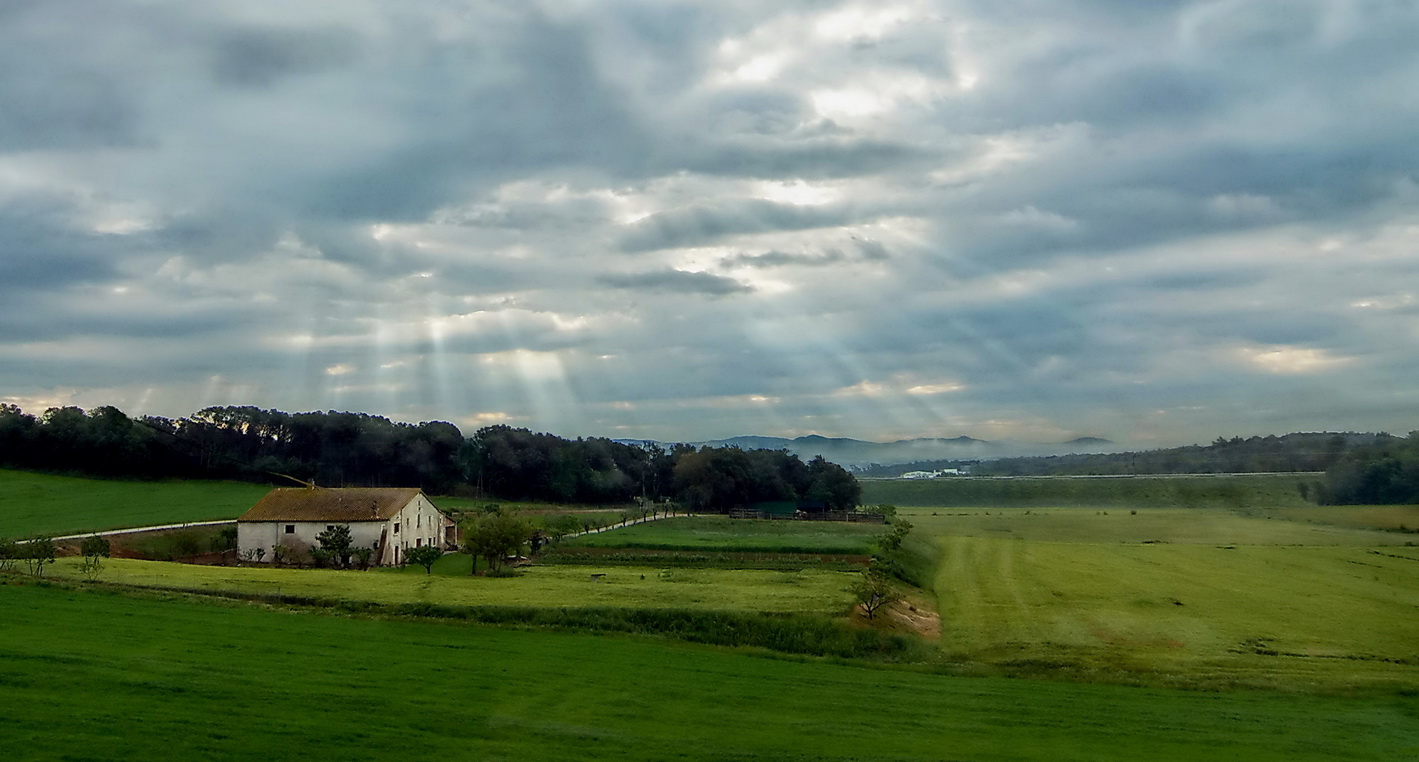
[
  {"xmin": 900, "ymin": 468, "xmax": 965, "ymax": 479},
  {"xmin": 236, "ymin": 487, "xmax": 457, "ymax": 566}
]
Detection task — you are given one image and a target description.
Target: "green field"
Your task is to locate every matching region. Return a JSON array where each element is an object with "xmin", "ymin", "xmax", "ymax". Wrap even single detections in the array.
[
  {"xmin": 563, "ymin": 515, "xmax": 882, "ymax": 554},
  {"xmin": 0, "ymin": 469, "xmax": 269, "ymax": 537},
  {"xmin": 45, "ymin": 556, "xmax": 855, "ymax": 614},
  {"xmin": 899, "ymin": 506, "xmax": 1414, "ymax": 546},
  {"xmin": 3, "ymin": 583, "xmax": 1416, "ymax": 762},
  {"xmin": 864, "ymin": 473, "xmax": 1317, "ymax": 509},
  {"xmin": 1269, "ymin": 504, "xmax": 1419, "ymax": 533},
  {"xmin": 898, "ymin": 507, "xmax": 1419, "ymax": 691}
]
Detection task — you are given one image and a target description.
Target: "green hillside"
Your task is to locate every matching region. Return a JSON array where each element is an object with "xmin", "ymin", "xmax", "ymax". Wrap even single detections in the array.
[{"xmin": 0, "ymin": 469, "xmax": 268, "ymax": 537}]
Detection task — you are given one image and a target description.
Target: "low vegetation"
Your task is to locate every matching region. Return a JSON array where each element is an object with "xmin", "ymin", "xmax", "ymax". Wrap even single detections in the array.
[{"xmin": 3, "ymin": 583, "xmax": 1416, "ymax": 761}]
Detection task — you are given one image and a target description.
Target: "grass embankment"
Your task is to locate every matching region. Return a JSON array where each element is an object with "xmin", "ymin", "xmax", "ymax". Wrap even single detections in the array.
[
  {"xmin": 46, "ymin": 556, "xmax": 854, "ymax": 614},
  {"xmin": 562, "ymin": 515, "xmax": 882, "ymax": 554},
  {"xmin": 864, "ymin": 473, "xmax": 1316, "ymax": 509},
  {"xmin": 0, "ymin": 469, "xmax": 268, "ymax": 537},
  {"xmin": 902, "ymin": 508, "xmax": 1419, "ymax": 692},
  {"xmin": 3, "ymin": 584, "xmax": 1417, "ymax": 762}
]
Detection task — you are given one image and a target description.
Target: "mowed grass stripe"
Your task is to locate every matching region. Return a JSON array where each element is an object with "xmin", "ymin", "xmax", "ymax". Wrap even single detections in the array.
[
  {"xmin": 0, "ymin": 469, "xmax": 268, "ymax": 537},
  {"xmin": 933, "ymin": 536, "xmax": 1419, "ymax": 690},
  {"xmin": 899, "ymin": 506, "xmax": 1413, "ymax": 546},
  {"xmin": 2, "ymin": 584, "xmax": 1417, "ymax": 761},
  {"xmin": 564, "ymin": 515, "xmax": 883, "ymax": 554},
  {"xmin": 44, "ymin": 556, "xmax": 856, "ymax": 613}
]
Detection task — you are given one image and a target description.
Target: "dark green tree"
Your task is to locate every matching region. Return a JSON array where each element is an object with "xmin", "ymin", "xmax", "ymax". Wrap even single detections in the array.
[
  {"xmin": 316, "ymin": 525, "xmax": 354, "ymax": 568},
  {"xmin": 461, "ymin": 508, "xmax": 533, "ymax": 574},
  {"xmin": 404, "ymin": 544, "xmax": 444, "ymax": 574}
]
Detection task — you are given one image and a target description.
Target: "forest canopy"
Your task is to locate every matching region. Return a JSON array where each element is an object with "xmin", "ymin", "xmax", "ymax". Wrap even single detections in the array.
[{"xmin": 0, "ymin": 404, "xmax": 860, "ymax": 512}]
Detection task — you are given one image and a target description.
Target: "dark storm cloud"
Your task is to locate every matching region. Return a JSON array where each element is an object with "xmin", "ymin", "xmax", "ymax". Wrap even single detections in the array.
[
  {"xmin": 210, "ymin": 26, "xmax": 362, "ymax": 88},
  {"xmin": 678, "ymin": 137, "xmax": 930, "ymax": 180},
  {"xmin": 600, "ymin": 269, "xmax": 754, "ymax": 297},
  {"xmin": 0, "ymin": 203, "xmax": 122, "ymax": 293}
]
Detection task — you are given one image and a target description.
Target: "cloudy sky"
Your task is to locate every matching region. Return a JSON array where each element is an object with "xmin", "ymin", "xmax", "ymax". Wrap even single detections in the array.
[{"xmin": 2, "ymin": 0, "xmax": 1418, "ymax": 446}]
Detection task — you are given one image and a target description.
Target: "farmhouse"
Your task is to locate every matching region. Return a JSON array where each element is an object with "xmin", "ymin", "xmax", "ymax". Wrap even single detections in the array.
[{"xmin": 236, "ymin": 487, "xmax": 456, "ymax": 566}]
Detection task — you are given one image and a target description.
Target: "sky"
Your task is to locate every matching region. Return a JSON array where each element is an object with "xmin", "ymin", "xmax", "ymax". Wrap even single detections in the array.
[{"xmin": 2, "ymin": 0, "xmax": 1418, "ymax": 447}]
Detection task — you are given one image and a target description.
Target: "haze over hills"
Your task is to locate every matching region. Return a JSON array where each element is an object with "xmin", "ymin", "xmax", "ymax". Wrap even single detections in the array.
[{"xmin": 616, "ymin": 434, "xmax": 1122, "ymax": 469}]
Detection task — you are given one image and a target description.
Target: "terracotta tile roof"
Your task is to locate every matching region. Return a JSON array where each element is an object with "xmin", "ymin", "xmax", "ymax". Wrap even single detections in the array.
[{"xmin": 237, "ymin": 487, "xmax": 426, "ymax": 523}]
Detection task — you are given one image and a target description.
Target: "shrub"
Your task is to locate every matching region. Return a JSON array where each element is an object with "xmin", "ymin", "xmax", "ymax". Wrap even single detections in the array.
[
  {"xmin": 23, "ymin": 537, "xmax": 56, "ymax": 576},
  {"xmin": 405, "ymin": 545, "xmax": 443, "ymax": 574},
  {"xmin": 0, "ymin": 537, "xmax": 17, "ymax": 572},
  {"xmin": 79, "ymin": 535, "xmax": 111, "ymax": 581}
]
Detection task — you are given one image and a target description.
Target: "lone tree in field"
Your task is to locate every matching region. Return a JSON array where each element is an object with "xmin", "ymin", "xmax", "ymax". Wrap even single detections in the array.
[
  {"xmin": 405, "ymin": 544, "xmax": 443, "ymax": 574},
  {"xmin": 80, "ymin": 534, "xmax": 111, "ymax": 581},
  {"xmin": 461, "ymin": 508, "xmax": 533, "ymax": 574},
  {"xmin": 853, "ymin": 567, "xmax": 899, "ymax": 621},
  {"xmin": 316, "ymin": 524, "xmax": 353, "ymax": 568},
  {"xmin": 23, "ymin": 536, "xmax": 56, "ymax": 576}
]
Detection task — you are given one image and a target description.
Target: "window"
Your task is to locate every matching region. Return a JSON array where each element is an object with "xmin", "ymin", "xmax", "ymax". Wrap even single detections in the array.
[
  {"xmin": 417, "ymin": 513, "xmax": 421, "ymax": 528},
  {"xmin": 326, "ymin": 525, "xmax": 334, "ymax": 532},
  {"xmin": 394, "ymin": 522, "xmax": 400, "ymax": 534},
  {"xmin": 285, "ymin": 525, "xmax": 295, "ymax": 534},
  {"xmin": 416, "ymin": 538, "xmax": 422, "ymax": 547}
]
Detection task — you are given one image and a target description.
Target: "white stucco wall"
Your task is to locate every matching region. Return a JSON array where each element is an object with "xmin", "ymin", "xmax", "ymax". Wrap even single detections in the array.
[
  {"xmin": 237, "ymin": 492, "xmax": 452, "ymax": 566},
  {"xmin": 382, "ymin": 493, "xmax": 447, "ymax": 565},
  {"xmin": 238, "ymin": 520, "xmax": 386, "ymax": 563}
]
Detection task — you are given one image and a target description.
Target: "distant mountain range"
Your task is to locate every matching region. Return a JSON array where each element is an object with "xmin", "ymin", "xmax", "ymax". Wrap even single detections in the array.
[{"xmin": 614, "ymin": 434, "xmax": 1121, "ymax": 469}]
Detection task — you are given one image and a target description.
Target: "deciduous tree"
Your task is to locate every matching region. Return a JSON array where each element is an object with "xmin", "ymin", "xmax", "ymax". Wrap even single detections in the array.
[
  {"xmin": 23, "ymin": 536, "xmax": 56, "ymax": 576},
  {"xmin": 461, "ymin": 508, "xmax": 532, "ymax": 574},
  {"xmin": 80, "ymin": 534, "xmax": 110, "ymax": 581},
  {"xmin": 405, "ymin": 544, "xmax": 443, "ymax": 574}
]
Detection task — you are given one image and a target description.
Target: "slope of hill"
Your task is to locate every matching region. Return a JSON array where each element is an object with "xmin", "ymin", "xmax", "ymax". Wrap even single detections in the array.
[{"xmin": 0, "ymin": 469, "xmax": 268, "ymax": 537}]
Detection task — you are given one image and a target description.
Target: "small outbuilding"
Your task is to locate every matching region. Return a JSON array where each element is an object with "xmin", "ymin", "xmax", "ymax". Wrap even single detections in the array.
[{"xmin": 236, "ymin": 487, "xmax": 457, "ymax": 566}]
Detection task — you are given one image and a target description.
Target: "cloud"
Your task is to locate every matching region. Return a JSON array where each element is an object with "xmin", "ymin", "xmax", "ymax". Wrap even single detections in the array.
[
  {"xmin": 617, "ymin": 199, "xmax": 861, "ymax": 253},
  {"xmin": 1, "ymin": 0, "xmax": 1418, "ymax": 446},
  {"xmin": 210, "ymin": 26, "xmax": 362, "ymax": 88},
  {"xmin": 599, "ymin": 269, "xmax": 754, "ymax": 297}
]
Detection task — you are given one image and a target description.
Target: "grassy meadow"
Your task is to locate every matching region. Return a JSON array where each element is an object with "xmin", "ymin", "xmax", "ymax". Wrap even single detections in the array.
[
  {"xmin": 563, "ymin": 515, "xmax": 882, "ymax": 554},
  {"xmin": 900, "ymin": 507, "xmax": 1419, "ymax": 691},
  {"xmin": 3, "ymin": 582, "xmax": 1417, "ymax": 762},
  {"xmin": 864, "ymin": 473, "xmax": 1316, "ymax": 509},
  {"xmin": 45, "ymin": 555, "xmax": 855, "ymax": 614},
  {"xmin": 0, "ymin": 469, "xmax": 269, "ymax": 537}
]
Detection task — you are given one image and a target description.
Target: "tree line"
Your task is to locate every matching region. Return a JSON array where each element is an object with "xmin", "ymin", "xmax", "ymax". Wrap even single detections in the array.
[
  {"xmin": 0, "ymin": 404, "xmax": 860, "ymax": 512},
  {"xmin": 1314, "ymin": 431, "xmax": 1419, "ymax": 505},
  {"xmin": 855, "ymin": 432, "xmax": 1397, "ymax": 478}
]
